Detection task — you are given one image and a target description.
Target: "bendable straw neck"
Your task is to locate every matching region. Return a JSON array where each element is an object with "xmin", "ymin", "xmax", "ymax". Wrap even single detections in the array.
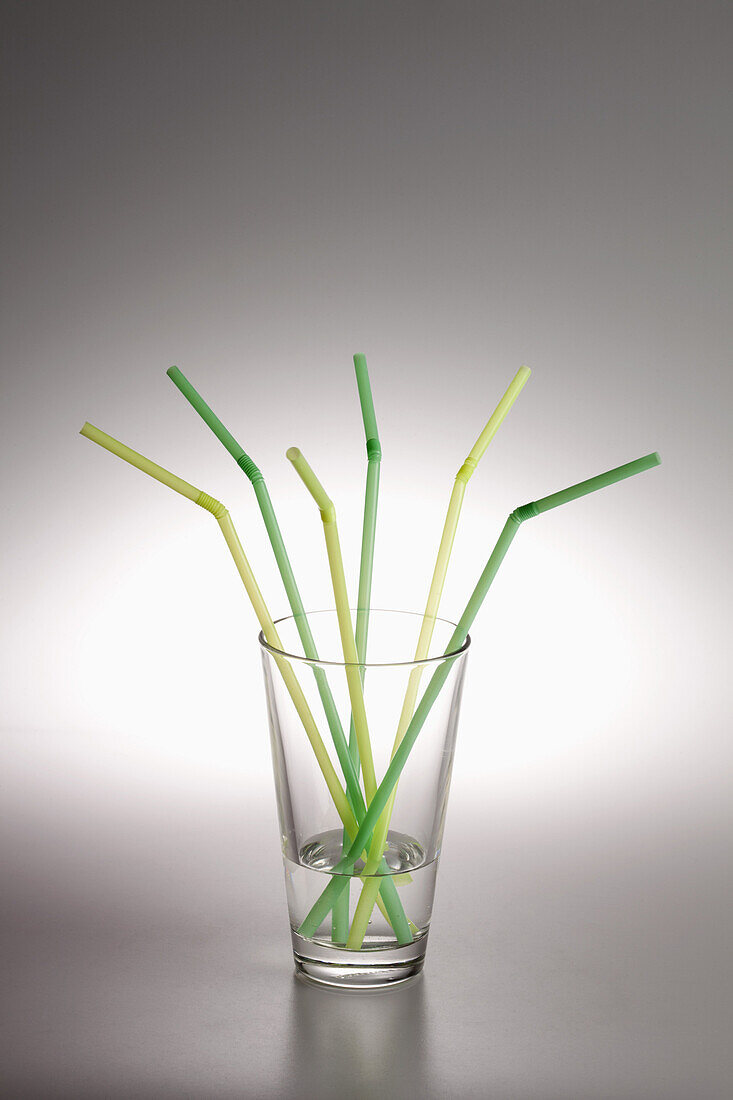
[
  {"xmin": 236, "ymin": 452, "xmax": 263, "ymax": 483},
  {"xmin": 510, "ymin": 502, "xmax": 539, "ymax": 523},
  {"xmin": 455, "ymin": 457, "xmax": 478, "ymax": 484},
  {"xmin": 196, "ymin": 491, "xmax": 227, "ymax": 519}
]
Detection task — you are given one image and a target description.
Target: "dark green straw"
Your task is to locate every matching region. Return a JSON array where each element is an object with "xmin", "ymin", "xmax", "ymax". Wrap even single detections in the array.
[
  {"xmin": 332, "ymin": 354, "xmax": 383, "ymax": 941},
  {"xmin": 298, "ymin": 450, "xmax": 661, "ymax": 939},
  {"xmin": 166, "ymin": 368, "xmax": 368, "ymax": 790},
  {"xmin": 166, "ymin": 365, "xmax": 411, "ymax": 944}
]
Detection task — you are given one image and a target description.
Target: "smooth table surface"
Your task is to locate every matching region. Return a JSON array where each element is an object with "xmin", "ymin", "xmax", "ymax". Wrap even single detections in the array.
[{"xmin": 3, "ymin": 792, "xmax": 732, "ymax": 1099}]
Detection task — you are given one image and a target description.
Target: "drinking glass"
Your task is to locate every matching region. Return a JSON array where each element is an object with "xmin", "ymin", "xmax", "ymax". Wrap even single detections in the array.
[{"xmin": 259, "ymin": 609, "xmax": 470, "ymax": 989}]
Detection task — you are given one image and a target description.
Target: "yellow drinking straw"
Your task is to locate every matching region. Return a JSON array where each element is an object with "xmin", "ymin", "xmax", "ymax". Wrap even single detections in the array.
[
  {"xmin": 410, "ymin": 364, "xmax": 531, "ymax": 674},
  {"xmin": 79, "ymin": 422, "xmax": 359, "ymax": 839},
  {"xmin": 286, "ymin": 447, "xmax": 377, "ymax": 805},
  {"xmin": 346, "ymin": 364, "xmax": 531, "ymax": 947}
]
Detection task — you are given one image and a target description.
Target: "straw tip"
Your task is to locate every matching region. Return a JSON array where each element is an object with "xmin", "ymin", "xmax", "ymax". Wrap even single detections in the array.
[
  {"xmin": 166, "ymin": 365, "xmax": 179, "ymax": 378},
  {"xmin": 79, "ymin": 422, "xmax": 93, "ymax": 437},
  {"xmin": 651, "ymin": 451, "xmax": 661, "ymax": 466},
  {"xmin": 286, "ymin": 446, "xmax": 302, "ymax": 464}
]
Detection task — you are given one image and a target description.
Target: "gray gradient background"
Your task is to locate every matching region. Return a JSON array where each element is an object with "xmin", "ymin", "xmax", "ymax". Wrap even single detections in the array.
[{"xmin": 2, "ymin": 2, "xmax": 731, "ymax": 1097}]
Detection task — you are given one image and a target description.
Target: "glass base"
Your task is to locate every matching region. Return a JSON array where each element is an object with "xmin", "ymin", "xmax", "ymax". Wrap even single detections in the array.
[{"xmin": 291, "ymin": 929, "xmax": 428, "ymax": 990}]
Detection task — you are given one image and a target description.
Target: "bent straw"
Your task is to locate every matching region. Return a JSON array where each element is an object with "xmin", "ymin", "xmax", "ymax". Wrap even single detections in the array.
[
  {"xmin": 345, "ymin": 365, "xmax": 531, "ymax": 946},
  {"xmin": 78, "ymin": 422, "xmax": 360, "ymax": 830},
  {"xmin": 165, "ymin": 372, "xmax": 410, "ymax": 946},
  {"xmin": 165, "ymin": 366, "xmax": 365, "ymax": 819},
  {"xmin": 333, "ymin": 354, "xmax": 384, "ymax": 940},
  {"xmin": 286, "ymin": 447, "xmax": 378, "ymax": 804},
  {"xmin": 400, "ymin": 366, "xmax": 530, "ymax": 726},
  {"xmin": 80, "ymin": 423, "xmax": 411, "ymax": 944},
  {"xmin": 287, "ymin": 444, "xmax": 412, "ymax": 943},
  {"xmin": 299, "ymin": 450, "xmax": 662, "ymax": 940}
]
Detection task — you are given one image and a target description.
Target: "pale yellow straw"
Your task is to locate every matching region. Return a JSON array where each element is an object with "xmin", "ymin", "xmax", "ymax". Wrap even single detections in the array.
[
  {"xmin": 346, "ymin": 365, "xmax": 531, "ymax": 947},
  {"xmin": 286, "ymin": 447, "xmax": 377, "ymax": 805},
  {"xmin": 79, "ymin": 423, "xmax": 358, "ymax": 839}
]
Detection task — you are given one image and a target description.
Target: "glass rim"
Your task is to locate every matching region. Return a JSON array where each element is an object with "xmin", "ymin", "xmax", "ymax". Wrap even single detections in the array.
[{"xmin": 257, "ymin": 607, "xmax": 471, "ymax": 668}]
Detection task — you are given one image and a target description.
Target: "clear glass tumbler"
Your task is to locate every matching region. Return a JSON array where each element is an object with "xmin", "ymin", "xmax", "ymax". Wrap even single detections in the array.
[{"xmin": 259, "ymin": 609, "xmax": 470, "ymax": 989}]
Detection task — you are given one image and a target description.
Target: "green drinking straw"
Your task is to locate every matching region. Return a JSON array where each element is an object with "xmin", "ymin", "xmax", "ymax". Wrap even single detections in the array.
[
  {"xmin": 166, "ymin": 367, "xmax": 409, "ymax": 941},
  {"xmin": 165, "ymin": 366, "xmax": 366, "ymax": 819},
  {"xmin": 332, "ymin": 353, "xmax": 384, "ymax": 941},
  {"xmin": 78, "ymin": 422, "xmax": 361, "ymax": 836},
  {"xmin": 299, "ymin": 450, "xmax": 662, "ymax": 941},
  {"xmin": 345, "ymin": 365, "xmax": 531, "ymax": 946},
  {"xmin": 286, "ymin": 447, "xmax": 378, "ymax": 804},
  {"xmin": 166, "ymin": 370, "xmax": 411, "ymax": 945}
]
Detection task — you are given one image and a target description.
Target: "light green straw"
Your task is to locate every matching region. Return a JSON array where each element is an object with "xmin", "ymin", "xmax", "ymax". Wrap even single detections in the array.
[
  {"xmin": 286, "ymin": 447, "xmax": 378, "ymax": 803},
  {"xmin": 78, "ymin": 422, "xmax": 359, "ymax": 834},
  {"xmin": 287, "ymin": 444, "xmax": 414, "ymax": 945},
  {"xmin": 396, "ymin": 365, "xmax": 531, "ymax": 741},
  {"xmin": 299, "ymin": 450, "xmax": 661, "ymax": 941},
  {"xmin": 80, "ymin": 421, "xmax": 414, "ymax": 940}
]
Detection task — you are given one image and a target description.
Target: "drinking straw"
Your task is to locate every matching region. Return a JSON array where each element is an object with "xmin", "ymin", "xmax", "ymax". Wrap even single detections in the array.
[
  {"xmin": 80, "ymin": 422, "xmax": 412, "ymax": 944},
  {"xmin": 332, "ymin": 353, "xmax": 383, "ymax": 941},
  {"xmin": 286, "ymin": 447, "xmax": 378, "ymax": 804},
  {"xmin": 399, "ymin": 366, "xmax": 531, "ymax": 733},
  {"xmin": 166, "ymin": 371, "xmax": 413, "ymax": 944},
  {"xmin": 78, "ymin": 422, "xmax": 359, "ymax": 835},
  {"xmin": 344, "ymin": 365, "xmax": 531, "ymax": 945},
  {"xmin": 299, "ymin": 450, "xmax": 661, "ymax": 940},
  {"xmin": 165, "ymin": 366, "xmax": 364, "ymax": 819}
]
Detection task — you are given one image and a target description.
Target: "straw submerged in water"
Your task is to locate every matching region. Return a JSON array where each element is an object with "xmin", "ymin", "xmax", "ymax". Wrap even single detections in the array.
[{"xmin": 298, "ymin": 450, "xmax": 662, "ymax": 940}]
